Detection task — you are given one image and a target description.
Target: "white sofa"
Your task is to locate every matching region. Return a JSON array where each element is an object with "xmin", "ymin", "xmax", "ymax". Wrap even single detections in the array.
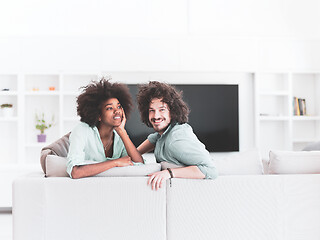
[{"xmin": 13, "ymin": 150, "xmax": 320, "ymax": 240}]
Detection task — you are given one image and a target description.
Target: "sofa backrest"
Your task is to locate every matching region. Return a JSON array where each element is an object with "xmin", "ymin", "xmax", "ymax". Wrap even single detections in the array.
[
  {"xmin": 13, "ymin": 174, "xmax": 320, "ymax": 240},
  {"xmin": 166, "ymin": 174, "xmax": 320, "ymax": 240}
]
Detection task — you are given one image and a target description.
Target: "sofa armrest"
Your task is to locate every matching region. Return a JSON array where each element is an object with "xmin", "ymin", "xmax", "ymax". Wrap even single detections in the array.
[{"xmin": 13, "ymin": 173, "xmax": 46, "ymax": 240}]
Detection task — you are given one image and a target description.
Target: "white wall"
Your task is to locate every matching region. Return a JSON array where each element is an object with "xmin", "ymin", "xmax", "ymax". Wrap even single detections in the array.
[
  {"xmin": 1, "ymin": 0, "xmax": 320, "ymax": 72},
  {"xmin": 1, "ymin": 0, "xmax": 320, "ymax": 71},
  {"xmin": 1, "ymin": 0, "xmax": 320, "ymax": 38}
]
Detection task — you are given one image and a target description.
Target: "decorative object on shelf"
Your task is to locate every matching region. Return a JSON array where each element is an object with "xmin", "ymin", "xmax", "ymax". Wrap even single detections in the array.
[
  {"xmin": 1, "ymin": 88, "xmax": 10, "ymax": 91},
  {"xmin": 293, "ymin": 97, "xmax": 307, "ymax": 116},
  {"xmin": 1, "ymin": 103, "xmax": 14, "ymax": 117},
  {"xmin": 49, "ymin": 86, "xmax": 55, "ymax": 91},
  {"xmin": 35, "ymin": 112, "xmax": 55, "ymax": 142},
  {"xmin": 32, "ymin": 87, "xmax": 39, "ymax": 91}
]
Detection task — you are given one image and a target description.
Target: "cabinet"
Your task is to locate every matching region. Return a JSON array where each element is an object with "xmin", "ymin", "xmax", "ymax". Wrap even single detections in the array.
[{"xmin": 254, "ymin": 72, "xmax": 320, "ymax": 159}]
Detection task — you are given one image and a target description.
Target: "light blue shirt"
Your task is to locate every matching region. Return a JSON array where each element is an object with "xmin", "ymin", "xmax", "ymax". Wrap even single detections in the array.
[
  {"xmin": 148, "ymin": 123, "xmax": 218, "ymax": 179},
  {"xmin": 66, "ymin": 122, "xmax": 128, "ymax": 177}
]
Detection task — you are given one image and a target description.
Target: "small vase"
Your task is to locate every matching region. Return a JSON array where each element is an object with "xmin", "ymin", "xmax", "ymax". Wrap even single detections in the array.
[
  {"xmin": 2, "ymin": 108, "xmax": 14, "ymax": 117},
  {"xmin": 37, "ymin": 134, "xmax": 46, "ymax": 143}
]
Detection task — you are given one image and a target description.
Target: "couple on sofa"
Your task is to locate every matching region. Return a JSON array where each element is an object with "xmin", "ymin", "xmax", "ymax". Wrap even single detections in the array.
[{"xmin": 67, "ymin": 78, "xmax": 218, "ymax": 189}]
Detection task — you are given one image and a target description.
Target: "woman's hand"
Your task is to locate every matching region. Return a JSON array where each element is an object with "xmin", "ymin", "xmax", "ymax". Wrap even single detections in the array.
[
  {"xmin": 114, "ymin": 111, "xmax": 144, "ymax": 163},
  {"xmin": 148, "ymin": 170, "xmax": 171, "ymax": 190},
  {"xmin": 114, "ymin": 156, "xmax": 133, "ymax": 167},
  {"xmin": 114, "ymin": 111, "xmax": 126, "ymax": 134}
]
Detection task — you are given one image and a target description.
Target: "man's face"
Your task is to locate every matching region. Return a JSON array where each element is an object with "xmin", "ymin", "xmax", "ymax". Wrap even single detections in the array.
[{"xmin": 148, "ymin": 98, "xmax": 171, "ymax": 135}]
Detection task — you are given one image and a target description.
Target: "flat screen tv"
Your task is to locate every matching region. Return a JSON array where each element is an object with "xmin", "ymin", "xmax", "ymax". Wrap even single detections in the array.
[{"xmin": 126, "ymin": 84, "xmax": 239, "ymax": 152}]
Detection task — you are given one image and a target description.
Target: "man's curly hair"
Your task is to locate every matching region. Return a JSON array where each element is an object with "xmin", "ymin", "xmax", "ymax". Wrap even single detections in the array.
[
  {"xmin": 137, "ymin": 81, "xmax": 189, "ymax": 128},
  {"xmin": 77, "ymin": 78, "xmax": 133, "ymax": 127}
]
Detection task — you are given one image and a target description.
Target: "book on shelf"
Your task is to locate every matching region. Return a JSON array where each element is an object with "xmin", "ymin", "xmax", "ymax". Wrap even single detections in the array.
[
  {"xmin": 301, "ymin": 99, "xmax": 306, "ymax": 115},
  {"xmin": 293, "ymin": 97, "xmax": 306, "ymax": 116}
]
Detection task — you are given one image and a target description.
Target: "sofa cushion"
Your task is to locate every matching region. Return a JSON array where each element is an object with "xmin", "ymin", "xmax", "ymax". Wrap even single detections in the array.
[
  {"xmin": 160, "ymin": 150, "xmax": 263, "ymax": 175},
  {"xmin": 269, "ymin": 150, "xmax": 320, "ymax": 174},
  {"xmin": 46, "ymin": 155, "xmax": 69, "ymax": 177},
  {"xmin": 215, "ymin": 149, "xmax": 264, "ymax": 175},
  {"xmin": 40, "ymin": 132, "xmax": 71, "ymax": 174},
  {"xmin": 303, "ymin": 141, "xmax": 320, "ymax": 151},
  {"xmin": 45, "ymin": 155, "xmax": 161, "ymax": 177}
]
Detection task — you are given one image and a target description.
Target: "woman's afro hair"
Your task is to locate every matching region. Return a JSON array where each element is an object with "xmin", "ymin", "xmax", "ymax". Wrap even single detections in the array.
[{"xmin": 77, "ymin": 77, "xmax": 133, "ymax": 127}]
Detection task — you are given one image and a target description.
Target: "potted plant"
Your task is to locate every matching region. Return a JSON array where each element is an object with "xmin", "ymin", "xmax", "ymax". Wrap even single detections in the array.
[
  {"xmin": 35, "ymin": 112, "xmax": 55, "ymax": 142},
  {"xmin": 1, "ymin": 103, "xmax": 14, "ymax": 117}
]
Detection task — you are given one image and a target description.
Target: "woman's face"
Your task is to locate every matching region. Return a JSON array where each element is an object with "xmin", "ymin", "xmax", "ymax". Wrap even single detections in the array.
[{"xmin": 99, "ymin": 98, "xmax": 123, "ymax": 127}]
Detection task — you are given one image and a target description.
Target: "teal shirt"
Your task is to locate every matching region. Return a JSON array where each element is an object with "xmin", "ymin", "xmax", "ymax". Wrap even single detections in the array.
[
  {"xmin": 148, "ymin": 123, "xmax": 218, "ymax": 179},
  {"xmin": 66, "ymin": 122, "xmax": 128, "ymax": 178}
]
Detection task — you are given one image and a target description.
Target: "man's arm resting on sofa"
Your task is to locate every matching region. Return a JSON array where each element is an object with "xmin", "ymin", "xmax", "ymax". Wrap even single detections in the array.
[
  {"xmin": 71, "ymin": 156, "xmax": 133, "ymax": 179},
  {"xmin": 148, "ymin": 166, "xmax": 205, "ymax": 190},
  {"xmin": 168, "ymin": 166, "xmax": 205, "ymax": 179}
]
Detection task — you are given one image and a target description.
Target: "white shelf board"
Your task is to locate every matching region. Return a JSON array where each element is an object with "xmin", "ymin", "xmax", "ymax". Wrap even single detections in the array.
[
  {"xmin": 25, "ymin": 91, "xmax": 60, "ymax": 96},
  {"xmin": 293, "ymin": 138, "xmax": 318, "ymax": 143},
  {"xmin": 259, "ymin": 91, "xmax": 290, "ymax": 96},
  {"xmin": 259, "ymin": 116, "xmax": 290, "ymax": 121},
  {"xmin": 292, "ymin": 116, "xmax": 320, "ymax": 121},
  {"xmin": 25, "ymin": 143, "xmax": 48, "ymax": 148},
  {"xmin": 63, "ymin": 117, "xmax": 80, "ymax": 121},
  {"xmin": 0, "ymin": 117, "xmax": 18, "ymax": 122},
  {"xmin": 62, "ymin": 91, "xmax": 80, "ymax": 96},
  {"xmin": 0, "ymin": 91, "xmax": 18, "ymax": 96}
]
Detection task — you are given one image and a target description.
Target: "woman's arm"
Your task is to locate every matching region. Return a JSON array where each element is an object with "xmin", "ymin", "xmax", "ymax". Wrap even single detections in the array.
[
  {"xmin": 115, "ymin": 112, "xmax": 144, "ymax": 163},
  {"xmin": 67, "ymin": 122, "xmax": 134, "ymax": 179},
  {"xmin": 137, "ymin": 139, "xmax": 155, "ymax": 155},
  {"xmin": 71, "ymin": 156, "xmax": 133, "ymax": 179}
]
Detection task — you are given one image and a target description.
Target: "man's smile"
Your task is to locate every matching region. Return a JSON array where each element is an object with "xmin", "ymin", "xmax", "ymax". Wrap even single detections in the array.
[{"xmin": 152, "ymin": 118, "xmax": 164, "ymax": 125}]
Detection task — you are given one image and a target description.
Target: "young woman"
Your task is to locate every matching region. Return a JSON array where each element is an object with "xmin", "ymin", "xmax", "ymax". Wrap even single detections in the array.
[{"xmin": 67, "ymin": 78, "xmax": 143, "ymax": 179}]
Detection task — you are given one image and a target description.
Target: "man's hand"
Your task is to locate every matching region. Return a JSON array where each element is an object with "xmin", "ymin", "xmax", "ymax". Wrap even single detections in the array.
[
  {"xmin": 148, "ymin": 170, "xmax": 171, "ymax": 190},
  {"xmin": 114, "ymin": 156, "xmax": 133, "ymax": 167}
]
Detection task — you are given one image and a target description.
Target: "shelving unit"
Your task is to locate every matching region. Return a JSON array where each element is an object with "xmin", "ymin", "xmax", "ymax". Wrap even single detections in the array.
[
  {"xmin": 254, "ymin": 72, "xmax": 320, "ymax": 159},
  {"xmin": 0, "ymin": 74, "xmax": 99, "ymax": 166}
]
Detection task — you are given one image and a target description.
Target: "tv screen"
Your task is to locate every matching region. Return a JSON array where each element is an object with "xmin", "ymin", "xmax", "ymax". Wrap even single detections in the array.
[{"xmin": 126, "ymin": 84, "xmax": 239, "ymax": 152}]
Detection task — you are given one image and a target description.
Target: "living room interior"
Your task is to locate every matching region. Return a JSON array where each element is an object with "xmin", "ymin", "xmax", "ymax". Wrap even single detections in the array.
[{"xmin": 1, "ymin": 1, "xmax": 320, "ymax": 239}]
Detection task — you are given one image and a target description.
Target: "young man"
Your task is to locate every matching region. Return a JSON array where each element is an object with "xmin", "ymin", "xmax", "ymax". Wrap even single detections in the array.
[{"xmin": 137, "ymin": 81, "xmax": 218, "ymax": 190}]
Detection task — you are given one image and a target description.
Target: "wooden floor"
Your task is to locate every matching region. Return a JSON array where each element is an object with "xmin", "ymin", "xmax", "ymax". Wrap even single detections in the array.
[{"xmin": 0, "ymin": 213, "xmax": 12, "ymax": 240}]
